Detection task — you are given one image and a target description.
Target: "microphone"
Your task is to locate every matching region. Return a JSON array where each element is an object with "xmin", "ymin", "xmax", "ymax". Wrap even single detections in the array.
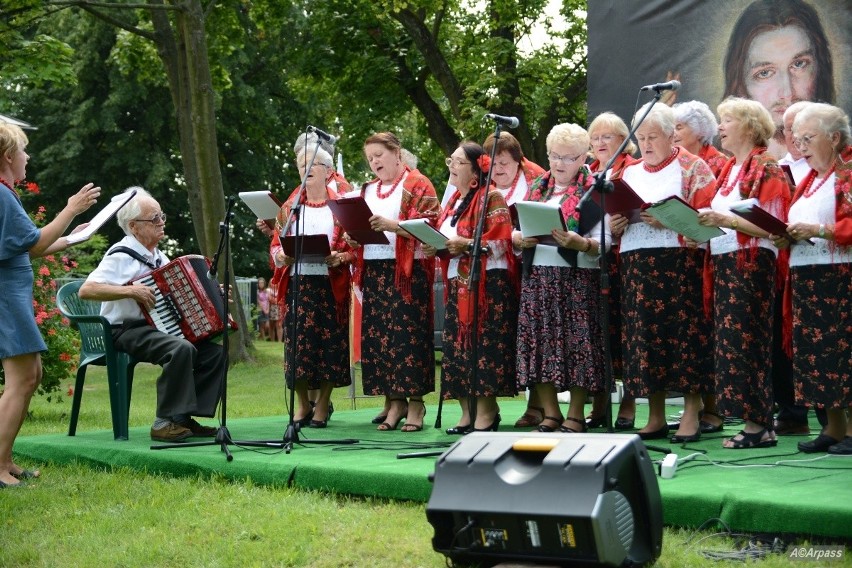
[
  {"xmin": 484, "ymin": 113, "xmax": 520, "ymax": 128},
  {"xmin": 307, "ymin": 125, "xmax": 338, "ymax": 145},
  {"xmin": 639, "ymin": 80, "xmax": 681, "ymax": 92}
]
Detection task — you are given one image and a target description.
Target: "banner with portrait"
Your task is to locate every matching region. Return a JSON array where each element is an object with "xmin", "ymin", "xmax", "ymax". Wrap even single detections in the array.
[{"xmin": 587, "ymin": 0, "xmax": 852, "ymax": 140}]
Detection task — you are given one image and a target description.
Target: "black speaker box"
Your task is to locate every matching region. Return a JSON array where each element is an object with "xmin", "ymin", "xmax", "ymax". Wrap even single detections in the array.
[{"xmin": 426, "ymin": 432, "xmax": 663, "ymax": 567}]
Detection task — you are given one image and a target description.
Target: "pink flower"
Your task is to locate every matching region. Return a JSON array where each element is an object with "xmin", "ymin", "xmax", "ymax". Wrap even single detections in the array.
[{"xmin": 38, "ymin": 265, "xmax": 51, "ymax": 276}]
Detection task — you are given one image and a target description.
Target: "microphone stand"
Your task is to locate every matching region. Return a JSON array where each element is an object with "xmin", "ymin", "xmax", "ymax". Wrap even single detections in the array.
[
  {"xmin": 575, "ymin": 90, "xmax": 665, "ymax": 432},
  {"xmin": 152, "ymin": 197, "xmax": 239, "ymax": 459}
]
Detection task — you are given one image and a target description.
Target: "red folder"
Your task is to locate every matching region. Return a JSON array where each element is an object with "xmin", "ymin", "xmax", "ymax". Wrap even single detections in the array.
[
  {"xmin": 589, "ymin": 178, "xmax": 646, "ymax": 223},
  {"xmin": 327, "ymin": 197, "xmax": 390, "ymax": 245},
  {"xmin": 279, "ymin": 234, "xmax": 332, "ymax": 262},
  {"xmin": 730, "ymin": 200, "xmax": 813, "ymax": 245}
]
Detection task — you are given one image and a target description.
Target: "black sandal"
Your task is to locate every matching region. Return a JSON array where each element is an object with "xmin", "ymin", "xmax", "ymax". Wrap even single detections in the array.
[
  {"xmin": 514, "ymin": 406, "xmax": 545, "ymax": 428},
  {"xmin": 724, "ymin": 428, "xmax": 777, "ymax": 449},
  {"xmin": 536, "ymin": 415, "xmax": 564, "ymax": 433},
  {"xmin": 559, "ymin": 416, "xmax": 588, "ymax": 433}
]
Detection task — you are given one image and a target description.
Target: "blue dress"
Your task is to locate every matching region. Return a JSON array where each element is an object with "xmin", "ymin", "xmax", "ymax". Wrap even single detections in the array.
[{"xmin": 0, "ymin": 183, "xmax": 47, "ymax": 358}]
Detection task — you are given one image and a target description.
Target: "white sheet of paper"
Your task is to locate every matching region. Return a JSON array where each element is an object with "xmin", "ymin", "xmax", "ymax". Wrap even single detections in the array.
[
  {"xmin": 66, "ymin": 189, "xmax": 137, "ymax": 244},
  {"xmin": 398, "ymin": 219, "xmax": 448, "ymax": 250},
  {"xmin": 513, "ymin": 200, "xmax": 565, "ymax": 238},
  {"xmin": 644, "ymin": 196, "xmax": 724, "ymax": 243},
  {"xmin": 238, "ymin": 191, "xmax": 282, "ymax": 220}
]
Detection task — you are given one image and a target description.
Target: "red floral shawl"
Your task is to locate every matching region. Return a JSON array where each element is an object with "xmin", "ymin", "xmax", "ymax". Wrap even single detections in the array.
[
  {"xmin": 436, "ymin": 188, "xmax": 516, "ymax": 345},
  {"xmin": 698, "ymin": 144, "xmax": 729, "ymax": 178},
  {"xmin": 589, "ymin": 152, "xmax": 636, "ymax": 181},
  {"xmin": 352, "ymin": 167, "xmax": 441, "ymax": 301},
  {"xmin": 269, "ymin": 184, "xmax": 352, "ymax": 323}
]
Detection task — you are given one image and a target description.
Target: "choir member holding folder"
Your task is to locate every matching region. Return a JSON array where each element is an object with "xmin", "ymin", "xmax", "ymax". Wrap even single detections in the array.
[
  {"xmin": 422, "ymin": 142, "xmax": 517, "ymax": 434},
  {"xmin": 693, "ymin": 97, "xmax": 791, "ymax": 449},
  {"xmin": 269, "ymin": 147, "xmax": 353, "ymax": 428},
  {"xmin": 514, "ymin": 123, "xmax": 610, "ymax": 434},
  {"xmin": 585, "ymin": 112, "xmax": 639, "ymax": 431},
  {"xmin": 772, "ymin": 103, "xmax": 852, "ymax": 455},
  {"xmin": 346, "ymin": 132, "xmax": 440, "ymax": 432},
  {"xmin": 613, "ymin": 103, "xmax": 715, "ymax": 442}
]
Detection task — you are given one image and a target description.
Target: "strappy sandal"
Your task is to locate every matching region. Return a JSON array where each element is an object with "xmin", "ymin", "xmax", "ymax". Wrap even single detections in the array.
[
  {"xmin": 377, "ymin": 398, "xmax": 407, "ymax": 431},
  {"xmin": 514, "ymin": 405, "xmax": 545, "ymax": 428},
  {"xmin": 723, "ymin": 428, "xmax": 777, "ymax": 449},
  {"xmin": 401, "ymin": 399, "xmax": 426, "ymax": 432},
  {"xmin": 536, "ymin": 415, "xmax": 564, "ymax": 433},
  {"xmin": 559, "ymin": 416, "xmax": 588, "ymax": 433}
]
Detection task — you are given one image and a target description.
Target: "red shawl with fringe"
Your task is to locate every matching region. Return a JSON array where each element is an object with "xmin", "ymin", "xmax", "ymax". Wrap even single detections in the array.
[
  {"xmin": 698, "ymin": 144, "xmax": 729, "ymax": 178},
  {"xmin": 352, "ymin": 167, "xmax": 441, "ymax": 301},
  {"xmin": 589, "ymin": 152, "xmax": 636, "ymax": 181},
  {"xmin": 269, "ymin": 184, "xmax": 353, "ymax": 323},
  {"xmin": 437, "ymin": 188, "xmax": 516, "ymax": 346}
]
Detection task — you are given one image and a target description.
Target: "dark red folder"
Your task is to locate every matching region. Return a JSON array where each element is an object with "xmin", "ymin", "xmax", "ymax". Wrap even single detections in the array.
[
  {"xmin": 327, "ymin": 197, "xmax": 390, "ymax": 245},
  {"xmin": 279, "ymin": 234, "xmax": 332, "ymax": 262},
  {"xmin": 589, "ymin": 178, "xmax": 646, "ymax": 223}
]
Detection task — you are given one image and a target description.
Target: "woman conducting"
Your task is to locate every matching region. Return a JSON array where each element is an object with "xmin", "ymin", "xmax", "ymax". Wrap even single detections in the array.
[
  {"xmin": 0, "ymin": 122, "xmax": 100, "ymax": 486},
  {"xmin": 347, "ymin": 132, "xmax": 440, "ymax": 432},
  {"xmin": 270, "ymin": 147, "xmax": 353, "ymax": 428},
  {"xmin": 425, "ymin": 142, "xmax": 517, "ymax": 434},
  {"xmin": 695, "ymin": 97, "xmax": 791, "ymax": 448},
  {"xmin": 774, "ymin": 103, "xmax": 852, "ymax": 454},
  {"xmin": 515, "ymin": 123, "xmax": 610, "ymax": 434},
  {"xmin": 613, "ymin": 103, "xmax": 716, "ymax": 441}
]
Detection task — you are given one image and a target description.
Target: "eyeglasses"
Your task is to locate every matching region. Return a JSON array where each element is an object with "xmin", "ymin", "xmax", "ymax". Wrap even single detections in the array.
[
  {"xmin": 792, "ymin": 133, "xmax": 821, "ymax": 149},
  {"xmin": 548, "ymin": 153, "xmax": 584, "ymax": 164},
  {"xmin": 135, "ymin": 213, "xmax": 167, "ymax": 224},
  {"xmin": 590, "ymin": 134, "xmax": 617, "ymax": 144},
  {"xmin": 445, "ymin": 157, "xmax": 470, "ymax": 167}
]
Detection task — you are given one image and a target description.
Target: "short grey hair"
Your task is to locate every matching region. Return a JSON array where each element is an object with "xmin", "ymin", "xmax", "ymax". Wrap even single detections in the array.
[
  {"xmin": 794, "ymin": 103, "xmax": 851, "ymax": 150},
  {"xmin": 296, "ymin": 147, "xmax": 334, "ymax": 169},
  {"xmin": 293, "ymin": 131, "xmax": 334, "ymax": 156},
  {"xmin": 672, "ymin": 100, "xmax": 718, "ymax": 145},
  {"xmin": 782, "ymin": 101, "xmax": 814, "ymax": 124},
  {"xmin": 400, "ymin": 148, "xmax": 418, "ymax": 169},
  {"xmin": 116, "ymin": 186, "xmax": 154, "ymax": 235},
  {"xmin": 633, "ymin": 102, "xmax": 675, "ymax": 136}
]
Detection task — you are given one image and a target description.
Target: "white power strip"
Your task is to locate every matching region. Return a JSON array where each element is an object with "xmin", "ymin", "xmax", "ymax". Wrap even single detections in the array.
[{"xmin": 660, "ymin": 453, "xmax": 678, "ymax": 479}]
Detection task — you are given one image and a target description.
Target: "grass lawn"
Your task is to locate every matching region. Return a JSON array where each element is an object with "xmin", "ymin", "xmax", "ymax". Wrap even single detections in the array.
[{"xmin": 1, "ymin": 340, "xmax": 848, "ymax": 567}]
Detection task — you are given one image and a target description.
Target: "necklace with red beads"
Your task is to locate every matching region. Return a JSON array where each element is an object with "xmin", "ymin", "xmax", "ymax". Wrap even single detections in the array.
[
  {"xmin": 503, "ymin": 169, "xmax": 523, "ymax": 202},
  {"xmin": 719, "ymin": 163, "xmax": 747, "ymax": 197},
  {"xmin": 642, "ymin": 147, "xmax": 678, "ymax": 173},
  {"xmin": 0, "ymin": 177, "xmax": 17, "ymax": 195},
  {"xmin": 802, "ymin": 165, "xmax": 836, "ymax": 198},
  {"xmin": 375, "ymin": 167, "xmax": 407, "ymax": 199}
]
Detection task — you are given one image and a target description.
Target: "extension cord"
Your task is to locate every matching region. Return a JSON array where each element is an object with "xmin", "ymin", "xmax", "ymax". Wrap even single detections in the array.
[{"xmin": 660, "ymin": 453, "xmax": 678, "ymax": 479}]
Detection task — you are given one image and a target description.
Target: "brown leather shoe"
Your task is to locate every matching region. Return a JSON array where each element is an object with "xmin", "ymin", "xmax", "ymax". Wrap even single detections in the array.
[
  {"xmin": 150, "ymin": 422, "xmax": 193, "ymax": 442},
  {"xmin": 773, "ymin": 419, "xmax": 810, "ymax": 436},
  {"xmin": 176, "ymin": 418, "xmax": 218, "ymax": 437}
]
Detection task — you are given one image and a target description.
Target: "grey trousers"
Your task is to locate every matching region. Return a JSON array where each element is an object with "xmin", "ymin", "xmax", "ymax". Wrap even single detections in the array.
[{"xmin": 112, "ymin": 320, "xmax": 224, "ymax": 419}]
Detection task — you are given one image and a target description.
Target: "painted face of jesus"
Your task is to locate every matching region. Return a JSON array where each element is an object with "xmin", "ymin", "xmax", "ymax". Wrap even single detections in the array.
[{"xmin": 744, "ymin": 25, "xmax": 817, "ymax": 127}]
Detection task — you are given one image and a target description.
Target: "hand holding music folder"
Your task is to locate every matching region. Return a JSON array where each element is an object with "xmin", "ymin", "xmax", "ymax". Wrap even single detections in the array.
[
  {"xmin": 730, "ymin": 198, "xmax": 813, "ymax": 245},
  {"xmin": 238, "ymin": 191, "xmax": 283, "ymax": 230},
  {"xmin": 326, "ymin": 197, "xmax": 390, "ymax": 245},
  {"xmin": 642, "ymin": 195, "xmax": 724, "ymax": 243},
  {"xmin": 66, "ymin": 189, "xmax": 138, "ymax": 244},
  {"xmin": 398, "ymin": 219, "xmax": 448, "ymax": 250},
  {"xmin": 589, "ymin": 178, "xmax": 646, "ymax": 224},
  {"xmin": 279, "ymin": 234, "xmax": 332, "ymax": 263},
  {"xmin": 513, "ymin": 201, "xmax": 566, "ymax": 246}
]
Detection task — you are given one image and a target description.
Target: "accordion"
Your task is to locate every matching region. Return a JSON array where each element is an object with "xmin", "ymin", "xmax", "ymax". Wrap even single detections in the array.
[{"xmin": 132, "ymin": 254, "xmax": 237, "ymax": 343}]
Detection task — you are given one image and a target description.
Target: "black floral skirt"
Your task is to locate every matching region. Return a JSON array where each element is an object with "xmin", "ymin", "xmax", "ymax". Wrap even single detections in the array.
[
  {"xmin": 441, "ymin": 270, "xmax": 518, "ymax": 399},
  {"xmin": 283, "ymin": 275, "xmax": 351, "ymax": 389},
  {"xmin": 517, "ymin": 265, "xmax": 606, "ymax": 393},
  {"xmin": 361, "ymin": 259, "xmax": 435, "ymax": 397},
  {"xmin": 792, "ymin": 262, "xmax": 852, "ymax": 410},
  {"xmin": 713, "ymin": 249, "xmax": 776, "ymax": 427},
  {"xmin": 620, "ymin": 247, "xmax": 713, "ymax": 397}
]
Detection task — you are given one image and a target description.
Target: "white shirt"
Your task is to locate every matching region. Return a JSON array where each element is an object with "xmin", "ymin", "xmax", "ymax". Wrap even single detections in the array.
[
  {"xmin": 709, "ymin": 165, "xmax": 778, "ymax": 257},
  {"xmin": 619, "ymin": 160, "xmax": 684, "ymax": 253},
  {"xmin": 362, "ymin": 173, "xmax": 407, "ymax": 260},
  {"xmin": 789, "ymin": 173, "xmax": 852, "ymax": 266},
  {"xmin": 777, "ymin": 153, "xmax": 811, "ymax": 186},
  {"xmin": 86, "ymin": 235, "xmax": 169, "ymax": 325}
]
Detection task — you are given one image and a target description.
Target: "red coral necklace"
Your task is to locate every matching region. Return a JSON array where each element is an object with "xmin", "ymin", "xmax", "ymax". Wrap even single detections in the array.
[
  {"xmin": 802, "ymin": 165, "xmax": 836, "ymax": 198},
  {"xmin": 0, "ymin": 177, "xmax": 17, "ymax": 195},
  {"xmin": 642, "ymin": 148, "xmax": 678, "ymax": 173},
  {"xmin": 375, "ymin": 167, "xmax": 407, "ymax": 199}
]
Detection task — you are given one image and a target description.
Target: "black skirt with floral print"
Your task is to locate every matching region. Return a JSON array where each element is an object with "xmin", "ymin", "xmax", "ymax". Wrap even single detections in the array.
[
  {"xmin": 620, "ymin": 247, "xmax": 713, "ymax": 397},
  {"xmin": 283, "ymin": 275, "xmax": 351, "ymax": 389},
  {"xmin": 441, "ymin": 270, "xmax": 518, "ymax": 399},
  {"xmin": 361, "ymin": 259, "xmax": 435, "ymax": 397},
  {"xmin": 792, "ymin": 262, "xmax": 852, "ymax": 410}
]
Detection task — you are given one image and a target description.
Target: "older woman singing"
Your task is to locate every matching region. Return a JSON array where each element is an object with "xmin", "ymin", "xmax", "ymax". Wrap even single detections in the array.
[
  {"xmin": 613, "ymin": 103, "xmax": 716, "ymax": 441},
  {"xmin": 773, "ymin": 103, "xmax": 852, "ymax": 454},
  {"xmin": 673, "ymin": 100, "xmax": 728, "ymax": 177},
  {"xmin": 348, "ymin": 132, "xmax": 440, "ymax": 432},
  {"xmin": 695, "ymin": 97, "xmax": 792, "ymax": 448}
]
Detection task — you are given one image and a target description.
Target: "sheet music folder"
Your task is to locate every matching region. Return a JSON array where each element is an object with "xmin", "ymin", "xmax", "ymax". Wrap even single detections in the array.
[
  {"xmin": 643, "ymin": 195, "xmax": 724, "ymax": 243},
  {"xmin": 398, "ymin": 219, "xmax": 448, "ymax": 250},
  {"xmin": 513, "ymin": 201, "xmax": 566, "ymax": 246},
  {"xmin": 730, "ymin": 198, "xmax": 813, "ymax": 245},
  {"xmin": 589, "ymin": 178, "xmax": 645, "ymax": 223},
  {"xmin": 238, "ymin": 191, "xmax": 283, "ymax": 230},
  {"xmin": 326, "ymin": 197, "xmax": 390, "ymax": 245},
  {"xmin": 279, "ymin": 234, "xmax": 332, "ymax": 261},
  {"xmin": 66, "ymin": 189, "xmax": 137, "ymax": 244}
]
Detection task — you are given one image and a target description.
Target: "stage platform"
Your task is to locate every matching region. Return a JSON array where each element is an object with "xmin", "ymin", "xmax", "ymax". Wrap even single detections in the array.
[{"xmin": 14, "ymin": 401, "xmax": 852, "ymax": 541}]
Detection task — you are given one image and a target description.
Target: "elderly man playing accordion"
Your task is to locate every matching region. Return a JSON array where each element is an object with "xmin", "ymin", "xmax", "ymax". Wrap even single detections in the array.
[{"xmin": 80, "ymin": 187, "xmax": 224, "ymax": 443}]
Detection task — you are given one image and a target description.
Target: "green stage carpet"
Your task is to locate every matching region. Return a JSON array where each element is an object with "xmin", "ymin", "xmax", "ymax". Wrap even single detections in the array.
[{"xmin": 14, "ymin": 401, "xmax": 852, "ymax": 540}]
